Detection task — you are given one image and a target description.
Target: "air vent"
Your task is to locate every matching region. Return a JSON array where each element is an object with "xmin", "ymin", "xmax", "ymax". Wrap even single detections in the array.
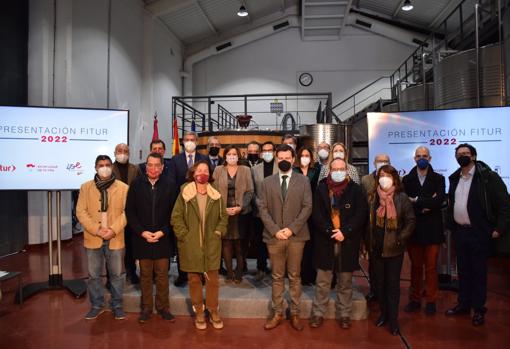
[
  {"xmin": 273, "ymin": 21, "xmax": 290, "ymax": 31},
  {"xmin": 355, "ymin": 19, "xmax": 372, "ymax": 29},
  {"xmin": 216, "ymin": 42, "xmax": 232, "ymax": 51}
]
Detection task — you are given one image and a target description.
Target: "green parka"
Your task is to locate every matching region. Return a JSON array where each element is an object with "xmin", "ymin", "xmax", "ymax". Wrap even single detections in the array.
[{"xmin": 171, "ymin": 182, "xmax": 228, "ymax": 273}]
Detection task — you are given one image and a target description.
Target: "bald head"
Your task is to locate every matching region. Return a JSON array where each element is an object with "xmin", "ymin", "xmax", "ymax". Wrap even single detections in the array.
[
  {"xmin": 415, "ymin": 146, "xmax": 430, "ymax": 157},
  {"xmin": 115, "ymin": 143, "xmax": 129, "ymax": 155},
  {"xmin": 374, "ymin": 153, "xmax": 390, "ymax": 164},
  {"xmin": 330, "ymin": 158, "xmax": 347, "ymax": 171}
]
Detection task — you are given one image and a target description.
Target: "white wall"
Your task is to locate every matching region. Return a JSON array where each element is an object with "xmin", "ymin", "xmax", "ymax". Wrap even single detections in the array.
[
  {"xmin": 192, "ymin": 26, "xmax": 414, "ymax": 126},
  {"xmin": 27, "ymin": 0, "xmax": 182, "ymax": 243}
]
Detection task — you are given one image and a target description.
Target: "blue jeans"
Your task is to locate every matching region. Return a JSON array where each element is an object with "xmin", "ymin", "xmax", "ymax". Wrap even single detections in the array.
[{"xmin": 86, "ymin": 241, "xmax": 125, "ymax": 309}]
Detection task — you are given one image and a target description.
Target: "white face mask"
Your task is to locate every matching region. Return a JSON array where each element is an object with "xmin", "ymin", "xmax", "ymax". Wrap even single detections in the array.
[
  {"xmin": 97, "ymin": 166, "xmax": 112, "ymax": 178},
  {"xmin": 318, "ymin": 149, "xmax": 329, "ymax": 160},
  {"xmin": 288, "ymin": 143, "xmax": 296, "ymax": 150},
  {"xmin": 262, "ymin": 152, "xmax": 274, "ymax": 163},
  {"xmin": 375, "ymin": 161, "xmax": 388, "ymax": 171},
  {"xmin": 333, "ymin": 151, "xmax": 345, "ymax": 160},
  {"xmin": 115, "ymin": 154, "xmax": 129, "ymax": 164},
  {"xmin": 331, "ymin": 170, "xmax": 347, "ymax": 183},
  {"xmin": 184, "ymin": 141, "xmax": 196, "ymax": 153},
  {"xmin": 300, "ymin": 156, "xmax": 311, "ymax": 167},
  {"xmin": 379, "ymin": 176, "xmax": 393, "ymax": 190},
  {"xmin": 226, "ymin": 155, "xmax": 238, "ymax": 165}
]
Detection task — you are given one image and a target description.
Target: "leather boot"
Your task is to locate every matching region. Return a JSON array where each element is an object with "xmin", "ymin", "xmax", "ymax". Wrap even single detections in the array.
[
  {"xmin": 264, "ymin": 313, "xmax": 284, "ymax": 330},
  {"xmin": 290, "ymin": 315, "xmax": 304, "ymax": 331}
]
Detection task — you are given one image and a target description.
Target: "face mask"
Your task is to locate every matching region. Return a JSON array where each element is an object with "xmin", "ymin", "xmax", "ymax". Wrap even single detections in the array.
[
  {"xmin": 379, "ymin": 176, "xmax": 393, "ymax": 190},
  {"xmin": 247, "ymin": 154, "xmax": 259, "ymax": 163},
  {"xmin": 300, "ymin": 156, "xmax": 311, "ymax": 167},
  {"xmin": 97, "ymin": 166, "xmax": 112, "ymax": 178},
  {"xmin": 333, "ymin": 151, "xmax": 345, "ymax": 160},
  {"xmin": 331, "ymin": 170, "xmax": 347, "ymax": 183},
  {"xmin": 278, "ymin": 160, "xmax": 292, "ymax": 172},
  {"xmin": 195, "ymin": 174, "xmax": 209, "ymax": 184},
  {"xmin": 226, "ymin": 155, "xmax": 238, "ymax": 165},
  {"xmin": 184, "ymin": 141, "xmax": 196, "ymax": 153},
  {"xmin": 288, "ymin": 143, "xmax": 296, "ymax": 150},
  {"xmin": 208, "ymin": 146, "xmax": 220, "ymax": 156},
  {"xmin": 416, "ymin": 158, "xmax": 429, "ymax": 170},
  {"xmin": 115, "ymin": 154, "xmax": 128, "ymax": 164},
  {"xmin": 262, "ymin": 152, "xmax": 274, "ymax": 163},
  {"xmin": 318, "ymin": 149, "xmax": 329, "ymax": 160},
  {"xmin": 457, "ymin": 155, "xmax": 471, "ymax": 168},
  {"xmin": 375, "ymin": 161, "xmax": 388, "ymax": 171}
]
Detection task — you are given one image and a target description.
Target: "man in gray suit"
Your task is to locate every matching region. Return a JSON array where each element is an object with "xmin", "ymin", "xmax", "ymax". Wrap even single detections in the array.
[{"xmin": 258, "ymin": 144, "xmax": 313, "ymax": 331}]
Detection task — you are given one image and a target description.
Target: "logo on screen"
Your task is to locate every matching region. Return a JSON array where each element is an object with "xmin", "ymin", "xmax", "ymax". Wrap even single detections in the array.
[
  {"xmin": 67, "ymin": 162, "xmax": 83, "ymax": 175},
  {"xmin": 0, "ymin": 164, "xmax": 16, "ymax": 172}
]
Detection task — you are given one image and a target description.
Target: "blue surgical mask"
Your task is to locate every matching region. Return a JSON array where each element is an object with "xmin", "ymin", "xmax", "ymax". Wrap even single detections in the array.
[
  {"xmin": 416, "ymin": 158, "xmax": 429, "ymax": 170},
  {"xmin": 262, "ymin": 152, "xmax": 274, "ymax": 163},
  {"xmin": 331, "ymin": 170, "xmax": 347, "ymax": 183}
]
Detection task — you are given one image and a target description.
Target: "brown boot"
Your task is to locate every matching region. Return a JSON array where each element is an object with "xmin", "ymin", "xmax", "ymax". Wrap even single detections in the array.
[
  {"xmin": 193, "ymin": 304, "xmax": 207, "ymax": 330},
  {"xmin": 290, "ymin": 315, "xmax": 304, "ymax": 331},
  {"xmin": 208, "ymin": 308, "xmax": 224, "ymax": 330},
  {"xmin": 264, "ymin": 313, "xmax": 284, "ymax": 330},
  {"xmin": 339, "ymin": 317, "xmax": 351, "ymax": 329}
]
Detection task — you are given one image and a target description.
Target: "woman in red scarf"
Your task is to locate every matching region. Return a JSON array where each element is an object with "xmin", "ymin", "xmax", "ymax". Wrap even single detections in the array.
[{"xmin": 367, "ymin": 165, "xmax": 415, "ymax": 335}]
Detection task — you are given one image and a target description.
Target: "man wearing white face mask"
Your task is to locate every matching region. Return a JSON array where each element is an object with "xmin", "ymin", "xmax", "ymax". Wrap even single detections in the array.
[
  {"xmin": 112, "ymin": 143, "xmax": 140, "ymax": 284},
  {"xmin": 169, "ymin": 130, "xmax": 208, "ymax": 287},
  {"xmin": 251, "ymin": 141, "xmax": 278, "ymax": 279},
  {"xmin": 361, "ymin": 153, "xmax": 391, "ymax": 302},
  {"xmin": 282, "ymin": 134, "xmax": 298, "ymax": 151},
  {"xmin": 76, "ymin": 155, "xmax": 129, "ymax": 321},
  {"xmin": 309, "ymin": 158, "xmax": 367, "ymax": 329}
]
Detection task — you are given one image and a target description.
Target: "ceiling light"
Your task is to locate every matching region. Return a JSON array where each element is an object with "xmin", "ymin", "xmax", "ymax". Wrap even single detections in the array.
[
  {"xmin": 401, "ymin": 0, "xmax": 414, "ymax": 11},
  {"xmin": 237, "ymin": 5, "xmax": 248, "ymax": 17}
]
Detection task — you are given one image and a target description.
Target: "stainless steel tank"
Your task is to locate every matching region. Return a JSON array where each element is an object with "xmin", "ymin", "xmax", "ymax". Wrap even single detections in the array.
[
  {"xmin": 434, "ymin": 44, "xmax": 506, "ymax": 109},
  {"xmin": 299, "ymin": 123, "xmax": 352, "ymax": 154},
  {"xmin": 504, "ymin": 7, "xmax": 510, "ymax": 105},
  {"xmin": 399, "ymin": 83, "xmax": 433, "ymax": 111}
]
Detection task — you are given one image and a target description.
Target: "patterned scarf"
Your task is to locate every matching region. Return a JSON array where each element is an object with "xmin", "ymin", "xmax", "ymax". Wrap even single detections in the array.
[
  {"xmin": 94, "ymin": 173, "xmax": 116, "ymax": 212},
  {"xmin": 326, "ymin": 175, "xmax": 349, "ymax": 198},
  {"xmin": 376, "ymin": 185, "xmax": 397, "ymax": 230}
]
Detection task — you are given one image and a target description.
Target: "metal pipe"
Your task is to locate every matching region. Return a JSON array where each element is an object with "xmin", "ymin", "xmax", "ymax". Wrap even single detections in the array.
[
  {"xmin": 422, "ymin": 52, "xmax": 427, "ymax": 108},
  {"xmin": 106, "ymin": 0, "xmax": 112, "ymax": 109},
  {"xmin": 52, "ymin": 0, "xmax": 57, "ymax": 107},
  {"xmin": 56, "ymin": 191, "xmax": 62, "ymax": 275},
  {"xmin": 47, "ymin": 191, "xmax": 53, "ymax": 276},
  {"xmin": 475, "ymin": 2, "xmax": 480, "ymax": 107},
  {"xmin": 498, "ymin": 0, "xmax": 504, "ymax": 106}
]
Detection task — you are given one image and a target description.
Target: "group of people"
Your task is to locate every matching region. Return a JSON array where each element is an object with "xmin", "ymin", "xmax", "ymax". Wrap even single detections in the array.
[{"xmin": 76, "ymin": 132, "xmax": 510, "ymax": 335}]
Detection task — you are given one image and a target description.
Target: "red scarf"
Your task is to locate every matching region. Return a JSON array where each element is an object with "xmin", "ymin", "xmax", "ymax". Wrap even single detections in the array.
[
  {"xmin": 376, "ymin": 185, "xmax": 397, "ymax": 230},
  {"xmin": 326, "ymin": 175, "xmax": 349, "ymax": 197}
]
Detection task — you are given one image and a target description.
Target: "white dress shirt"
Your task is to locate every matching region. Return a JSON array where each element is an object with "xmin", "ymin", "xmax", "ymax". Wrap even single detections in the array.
[
  {"xmin": 279, "ymin": 169, "xmax": 292, "ymax": 185},
  {"xmin": 453, "ymin": 165, "xmax": 475, "ymax": 225}
]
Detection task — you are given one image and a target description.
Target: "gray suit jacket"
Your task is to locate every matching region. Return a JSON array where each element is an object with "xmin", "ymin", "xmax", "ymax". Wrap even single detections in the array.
[
  {"xmin": 251, "ymin": 161, "xmax": 278, "ymax": 216},
  {"xmin": 257, "ymin": 172, "xmax": 313, "ymax": 244}
]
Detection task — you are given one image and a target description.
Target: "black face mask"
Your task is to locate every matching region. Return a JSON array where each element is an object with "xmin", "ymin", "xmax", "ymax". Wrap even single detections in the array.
[
  {"xmin": 247, "ymin": 154, "xmax": 259, "ymax": 163},
  {"xmin": 457, "ymin": 155, "xmax": 472, "ymax": 168},
  {"xmin": 278, "ymin": 160, "xmax": 292, "ymax": 172},
  {"xmin": 209, "ymin": 147, "xmax": 220, "ymax": 156}
]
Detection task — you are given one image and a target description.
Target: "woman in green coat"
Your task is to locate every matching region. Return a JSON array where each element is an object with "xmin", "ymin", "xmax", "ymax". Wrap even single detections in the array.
[{"xmin": 171, "ymin": 160, "xmax": 228, "ymax": 330}]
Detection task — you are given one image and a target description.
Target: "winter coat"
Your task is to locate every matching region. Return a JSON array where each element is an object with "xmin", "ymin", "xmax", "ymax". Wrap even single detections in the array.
[{"xmin": 171, "ymin": 182, "xmax": 228, "ymax": 273}]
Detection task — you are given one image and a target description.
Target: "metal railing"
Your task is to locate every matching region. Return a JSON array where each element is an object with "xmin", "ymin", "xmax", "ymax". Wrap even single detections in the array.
[{"xmin": 216, "ymin": 104, "xmax": 237, "ymax": 130}]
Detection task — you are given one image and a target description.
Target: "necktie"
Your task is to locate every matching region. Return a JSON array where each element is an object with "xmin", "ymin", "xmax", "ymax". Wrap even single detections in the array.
[
  {"xmin": 281, "ymin": 175, "xmax": 288, "ymax": 201},
  {"xmin": 187, "ymin": 154, "xmax": 193, "ymax": 168},
  {"xmin": 212, "ymin": 159, "xmax": 217, "ymax": 168}
]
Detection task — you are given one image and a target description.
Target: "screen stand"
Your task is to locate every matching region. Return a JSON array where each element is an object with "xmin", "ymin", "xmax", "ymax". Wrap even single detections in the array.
[{"xmin": 16, "ymin": 191, "xmax": 87, "ymax": 303}]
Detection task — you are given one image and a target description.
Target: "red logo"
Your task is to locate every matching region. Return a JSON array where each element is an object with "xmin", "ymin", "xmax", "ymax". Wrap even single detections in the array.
[
  {"xmin": 0, "ymin": 164, "xmax": 16, "ymax": 172},
  {"xmin": 26, "ymin": 163, "xmax": 36, "ymax": 168}
]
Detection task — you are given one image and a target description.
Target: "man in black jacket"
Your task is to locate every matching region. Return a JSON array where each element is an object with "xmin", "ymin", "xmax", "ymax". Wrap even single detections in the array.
[
  {"xmin": 446, "ymin": 143, "xmax": 510, "ymax": 326},
  {"xmin": 402, "ymin": 146, "xmax": 445, "ymax": 316},
  {"xmin": 126, "ymin": 152, "xmax": 178, "ymax": 323}
]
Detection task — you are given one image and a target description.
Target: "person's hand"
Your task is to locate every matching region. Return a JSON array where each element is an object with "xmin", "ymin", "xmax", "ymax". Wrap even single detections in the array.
[
  {"xmin": 331, "ymin": 229, "xmax": 344, "ymax": 241},
  {"xmin": 281, "ymin": 228, "xmax": 293, "ymax": 238},
  {"xmin": 102, "ymin": 228, "xmax": 115, "ymax": 240},
  {"xmin": 275, "ymin": 230, "xmax": 288, "ymax": 240},
  {"xmin": 360, "ymin": 243, "xmax": 368, "ymax": 260},
  {"xmin": 409, "ymin": 196, "xmax": 418, "ymax": 203},
  {"xmin": 152, "ymin": 231, "xmax": 164, "ymax": 241},
  {"xmin": 142, "ymin": 231, "xmax": 157, "ymax": 243},
  {"xmin": 422, "ymin": 208, "xmax": 431, "ymax": 213},
  {"xmin": 492, "ymin": 231, "xmax": 500, "ymax": 239}
]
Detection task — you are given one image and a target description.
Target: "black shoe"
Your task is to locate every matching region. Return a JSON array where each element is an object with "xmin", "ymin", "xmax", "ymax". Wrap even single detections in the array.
[
  {"xmin": 425, "ymin": 303, "xmax": 436, "ymax": 315},
  {"xmin": 404, "ymin": 300, "xmax": 421, "ymax": 313},
  {"xmin": 219, "ymin": 267, "xmax": 227, "ymax": 276},
  {"xmin": 390, "ymin": 324, "xmax": 400, "ymax": 336},
  {"xmin": 174, "ymin": 276, "xmax": 187, "ymax": 287},
  {"xmin": 472, "ymin": 312, "xmax": 485, "ymax": 326},
  {"xmin": 375, "ymin": 316, "xmax": 386, "ymax": 327},
  {"xmin": 138, "ymin": 310, "xmax": 151, "ymax": 323},
  {"xmin": 128, "ymin": 273, "xmax": 140, "ymax": 285},
  {"xmin": 445, "ymin": 304, "xmax": 470, "ymax": 316},
  {"xmin": 158, "ymin": 308, "xmax": 176, "ymax": 322},
  {"xmin": 365, "ymin": 292, "xmax": 377, "ymax": 302}
]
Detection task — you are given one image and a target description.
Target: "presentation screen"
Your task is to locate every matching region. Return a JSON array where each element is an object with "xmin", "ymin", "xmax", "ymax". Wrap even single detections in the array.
[
  {"xmin": 367, "ymin": 107, "xmax": 510, "ymax": 190},
  {"xmin": 0, "ymin": 106, "xmax": 129, "ymax": 190}
]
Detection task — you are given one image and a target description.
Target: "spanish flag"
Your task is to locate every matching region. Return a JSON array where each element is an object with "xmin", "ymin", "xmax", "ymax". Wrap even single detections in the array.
[{"xmin": 172, "ymin": 117, "xmax": 180, "ymax": 155}]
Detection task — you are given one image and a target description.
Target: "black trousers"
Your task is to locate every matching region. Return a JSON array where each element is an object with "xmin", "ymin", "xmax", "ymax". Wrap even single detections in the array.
[
  {"xmin": 454, "ymin": 226, "xmax": 489, "ymax": 313},
  {"xmin": 300, "ymin": 221, "xmax": 316, "ymax": 284},
  {"xmin": 373, "ymin": 253, "xmax": 404, "ymax": 325},
  {"xmin": 252, "ymin": 216, "xmax": 269, "ymax": 271}
]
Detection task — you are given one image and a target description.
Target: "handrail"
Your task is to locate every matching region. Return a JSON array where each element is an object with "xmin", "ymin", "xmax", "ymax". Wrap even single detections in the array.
[{"xmin": 331, "ymin": 76, "xmax": 390, "ymax": 110}]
